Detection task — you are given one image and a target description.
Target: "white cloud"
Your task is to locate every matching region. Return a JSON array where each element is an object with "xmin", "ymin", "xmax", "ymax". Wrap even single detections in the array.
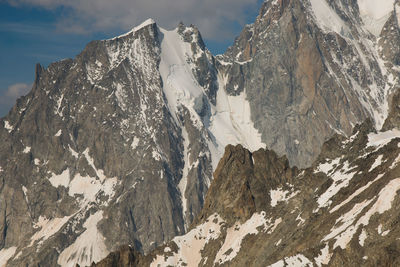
[
  {"xmin": 5, "ymin": 83, "xmax": 31, "ymax": 98},
  {"xmin": 0, "ymin": 83, "xmax": 31, "ymax": 116},
  {"xmin": 6, "ymin": 0, "xmax": 259, "ymax": 40}
]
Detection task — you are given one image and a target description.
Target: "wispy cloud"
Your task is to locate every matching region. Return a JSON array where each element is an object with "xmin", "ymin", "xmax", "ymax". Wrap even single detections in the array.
[
  {"xmin": 5, "ymin": 0, "xmax": 259, "ymax": 41},
  {"xmin": 4, "ymin": 83, "xmax": 31, "ymax": 98},
  {"xmin": 0, "ymin": 83, "xmax": 31, "ymax": 116}
]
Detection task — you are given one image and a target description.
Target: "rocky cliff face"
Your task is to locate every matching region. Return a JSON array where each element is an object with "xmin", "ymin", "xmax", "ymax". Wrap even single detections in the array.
[
  {"xmin": 0, "ymin": 20, "xmax": 225, "ymax": 266},
  {"xmin": 0, "ymin": 16, "xmax": 267, "ymax": 266},
  {"xmin": 218, "ymin": 0, "xmax": 400, "ymax": 167},
  {"xmin": 127, "ymin": 119, "xmax": 400, "ymax": 266},
  {"xmin": 0, "ymin": 0, "xmax": 399, "ymax": 266}
]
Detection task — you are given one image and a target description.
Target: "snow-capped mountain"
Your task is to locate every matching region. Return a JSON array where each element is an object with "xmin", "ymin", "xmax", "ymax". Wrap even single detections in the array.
[
  {"xmin": 0, "ymin": 18, "xmax": 264, "ymax": 267},
  {"xmin": 0, "ymin": 0, "xmax": 399, "ymax": 266}
]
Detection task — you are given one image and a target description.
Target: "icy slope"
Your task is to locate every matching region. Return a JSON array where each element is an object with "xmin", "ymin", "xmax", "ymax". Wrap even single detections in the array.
[
  {"xmin": 158, "ymin": 24, "xmax": 265, "ymax": 223},
  {"xmin": 358, "ymin": 0, "xmax": 396, "ymax": 35},
  {"xmin": 159, "ymin": 26, "xmax": 264, "ymax": 157}
]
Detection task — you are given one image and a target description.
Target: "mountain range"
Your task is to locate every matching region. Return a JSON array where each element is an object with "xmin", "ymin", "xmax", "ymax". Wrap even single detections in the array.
[{"xmin": 0, "ymin": 0, "xmax": 399, "ymax": 266}]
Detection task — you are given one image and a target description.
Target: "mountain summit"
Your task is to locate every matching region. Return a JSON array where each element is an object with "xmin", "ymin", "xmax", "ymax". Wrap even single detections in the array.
[{"xmin": 0, "ymin": 19, "xmax": 264, "ymax": 267}]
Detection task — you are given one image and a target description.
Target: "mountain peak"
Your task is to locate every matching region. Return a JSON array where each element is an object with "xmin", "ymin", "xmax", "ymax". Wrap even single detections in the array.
[
  {"xmin": 133, "ymin": 18, "xmax": 156, "ymax": 31},
  {"xmin": 111, "ymin": 18, "xmax": 157, "ymax": 40}
]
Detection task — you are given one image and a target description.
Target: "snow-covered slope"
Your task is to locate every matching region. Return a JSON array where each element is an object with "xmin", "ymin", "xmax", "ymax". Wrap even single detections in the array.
[
  {"xmin": 158, "ymin": 26, "xmax": 264, "ymax": 169},
  {"xmin": 157, "ymin": 24, "xmax": 265, "ymax": 225},
  {"xmin": 358, "ymin": 0, "xmax": 396, "ymax": 35}
]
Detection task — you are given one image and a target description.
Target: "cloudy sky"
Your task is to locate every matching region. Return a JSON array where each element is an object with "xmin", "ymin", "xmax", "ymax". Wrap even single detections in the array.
[{"xmin": 0, "ymin": 0, "xmax": 263, "ymax": 117}]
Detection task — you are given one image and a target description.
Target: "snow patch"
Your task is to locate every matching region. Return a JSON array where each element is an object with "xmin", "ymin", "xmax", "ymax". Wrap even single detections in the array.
[
  {"xmin": 367, "ymin": 129, "xmax": 400, "ymax": 148},
  {"xmin": 3, "ymin": 121, "xmax": 13, "ymax": 132},
  {"xmin": 115, "ymin": 83, "xmax": 128, "ymax": 111},
  {"xmin": 378, "ymin": 224, "xmax": 390, "ymax": 236},
  {"xmin": 0, "ymin": 247, "xmax": 17, "ymax": 267},
  {"xmin": 68, "ymin": 146, "xmax": 79, "ymax": 159},
  {"xmin": 358, "ymin": 0, "xmax": 395, "ymax": 35},
  {"xmin": 179, "ymin": 127, "xmax": 190, "ymax": 226},
  {"xmin": 131, "ymin": 137, "xmax": 140, "ymax": 150},
  {"xmin": 23, "ymin": 146, "xmax": 31, "ymax": 154},
  {"xmin": 49, "ymin": 169, "xmax": 70, "ymax": 188},
  {"xmin": 309, "ymin": 0, "xmax": 350, "ymax": 36},
  {"xmin": 30, "ymin": 215, "xmax": 72, "ymax": 247},
  {"xmin": 314, "ymin": 243, "xmax": 332, "ymax": 267},
  {"xmin": 270, "ymin": 188, "xmax": 298, "ymax": 207},
  {"xmin": 361, "ymin": 178, "xmax": 400, "ymax": 222},
  {"xmin": 152, "ymin": 150, "xmax": 162, "ymax": 161},
  {"xmin": 49, "ymin": 168, "xmax": 118, "ymax": 204},
  {"xmin": 22, "ymin": 186, "xmax": 28, "ymax": 203},
  {"xmin": 359, "ymin": 228, "xmax": 368, "ymax": 246},
  {"xmin": 69, "ymin": 174, "xmax": 118, "ymax": 203},
  {"xmin": 214, "ymin": 212, "xmax": 268, "ymax": 265},
  {"xmin": 315, "ymin": 157, "xmax": 341, "ymax": 175},
  {"xmin": 268, "ymin": 254, "xmax": 313, "ymax": 267},
  {"xmin": 369, "ymin": 154, "xmax": 384, "ymax": 172},
  {"xmin": 317, "ymin": 161, "xmax": 357, "ymax": 209},
  {"xmin": 150, "ymin": 213, "xmax": 224, "ymax": 267},
  {"xmin": 390, "ymin": 153, "xmax": 400, "ymax": 169},
  {"xmin": 325, "ymin": 178, "xmax": 400, "ymax": 249},
  {"xmin": 55, "ymin": 129, "xmax": 62, "ymax": 137},
  {"xmin": 323, "ymin": 199, "xmax": 373, "ymax": 249},
  {"xmin": 58, "ymin": 211, "xmax": 109, "ymax": 267},
  {"xmin": 83, "ymin": 148, "xmax": 106, "ymax": 182},
  {"xmin": 296, "ymin": 213, "xmax": 306, "ymax": 226},
  {"xmin": 330, "ymin": 173, "xmax": 385, "ymax": 213},
  {"xmin": 55, "ymin": 94, "xmax": 64, "ymax": 116}
]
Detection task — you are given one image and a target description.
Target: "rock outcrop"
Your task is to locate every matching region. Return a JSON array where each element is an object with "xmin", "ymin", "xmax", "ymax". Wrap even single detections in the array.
[{"xmin": 130, "ymin": 120, "xmax": 400, "ymax": 266}]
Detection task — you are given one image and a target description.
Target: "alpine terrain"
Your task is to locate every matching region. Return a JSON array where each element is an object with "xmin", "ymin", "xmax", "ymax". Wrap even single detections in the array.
[
  {"xmin": 0, "ymin": 0, "xmax": 399, "ymax": 266},
  {"xmin": 107, "ymin": 119, "xmax": 400, "ymax": 266}
]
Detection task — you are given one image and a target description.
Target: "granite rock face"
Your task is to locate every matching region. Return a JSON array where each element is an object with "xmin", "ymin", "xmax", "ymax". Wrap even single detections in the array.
[
  {"xmin": 218, "ymin": 0, "xmax": 400, "ymax": 167},
  {"xmin": 0, "ymin": 21, "xmax": 224, "ymax": 266},
  {"xmin": 0, "ymin": 0, "xmax": 400, "ymax": 266}
]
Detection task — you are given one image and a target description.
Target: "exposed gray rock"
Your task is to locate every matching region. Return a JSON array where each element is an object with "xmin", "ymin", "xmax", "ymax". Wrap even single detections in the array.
[
  {"xmin": 0, "ymin": 0, "xmax": 399, "ymax": 266},
  {"xmin": 218, "ymin": 0, "xmax": 400, "ymax": 168},
  {"xmin": 0, "ymin": 21, "xmax": 217, "ymax": 266}
]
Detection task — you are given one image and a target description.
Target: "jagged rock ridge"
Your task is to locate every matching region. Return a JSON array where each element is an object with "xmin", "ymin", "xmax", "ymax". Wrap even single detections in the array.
[
  {"xmin": 116, "ymin": 120, "xmax": 400, "ymax": 266},
  {"xmin": 0, "ymin": 0, "xmax": 399, "ymax": 266}
]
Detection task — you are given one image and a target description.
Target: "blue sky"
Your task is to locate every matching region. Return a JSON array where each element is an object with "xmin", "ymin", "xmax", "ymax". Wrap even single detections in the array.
[{"xmin": 0, "ymin": 0, "xmax": 263, "ymax": 117}]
